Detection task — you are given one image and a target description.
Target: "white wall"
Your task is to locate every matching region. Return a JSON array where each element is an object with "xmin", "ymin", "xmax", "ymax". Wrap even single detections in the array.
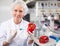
[{"xmin": 0, "ymin": 0, "xmax": 13, "ymax": 23}]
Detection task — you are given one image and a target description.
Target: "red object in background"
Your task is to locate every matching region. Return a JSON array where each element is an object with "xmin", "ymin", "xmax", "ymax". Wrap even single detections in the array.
[
  {"xmin": 27, "ymin": 22, "xmax": 36, "ymax": 33},
  {"xmin": 39, "ymin": 36, "xmax": 49, "ymax": 44}
]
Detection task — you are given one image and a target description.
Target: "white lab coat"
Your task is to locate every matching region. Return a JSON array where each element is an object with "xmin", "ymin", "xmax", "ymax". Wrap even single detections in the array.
[{"xmin": 0, "ymin": 18, "xmax": 33, "ymax": 46}]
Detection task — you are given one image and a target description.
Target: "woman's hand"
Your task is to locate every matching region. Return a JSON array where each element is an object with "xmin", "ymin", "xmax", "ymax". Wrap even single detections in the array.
[
  {"xmin": 28, "ymin": 40, "xmax": 33, "ymax": 44},
  {"xmin": 3, "ymin": 41, "xmax": 10, "ymax": 46},
  {"xmin": 3, "ymin": 29, "xmax": 17, "ymax": 46},
  {"xmin": 9, "ymin": 29, "xmax": 17, "ymax": 40},
  {"xmin": 27, "ymin": 31, "xmax": 34, "ymax": 45}
]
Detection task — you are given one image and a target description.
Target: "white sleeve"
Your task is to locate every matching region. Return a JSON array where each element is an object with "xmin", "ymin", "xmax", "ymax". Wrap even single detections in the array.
[{"xmin": 0, "ymin": 24, "xmax": 7, "ymax": 46}]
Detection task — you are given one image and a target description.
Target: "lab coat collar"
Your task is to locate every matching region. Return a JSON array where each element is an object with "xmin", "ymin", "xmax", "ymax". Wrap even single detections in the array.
[{"xmin": 11, "ymin": 18, "xmax": 24, "ymax": 30}]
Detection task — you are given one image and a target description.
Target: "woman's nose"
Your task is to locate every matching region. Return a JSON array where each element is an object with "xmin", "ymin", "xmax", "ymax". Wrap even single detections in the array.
[{"xmin": 16, "ymin": 11, "xmax": 20, "ymax": 16}]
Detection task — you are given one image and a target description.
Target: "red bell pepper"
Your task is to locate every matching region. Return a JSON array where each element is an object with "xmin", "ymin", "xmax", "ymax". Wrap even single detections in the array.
[
  {"xmin": 39, "ymin": 36, "xmax": 49, "ymax": 44},
  {"xmin": 27, "ymin": 22, "xmax": 36, "ymax": 33}
]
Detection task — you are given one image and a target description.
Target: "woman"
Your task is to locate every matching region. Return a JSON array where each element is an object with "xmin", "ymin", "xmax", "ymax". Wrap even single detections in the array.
[{"xmin": 0, "ymin": 0, "xmax": 33, "ymax": 46}]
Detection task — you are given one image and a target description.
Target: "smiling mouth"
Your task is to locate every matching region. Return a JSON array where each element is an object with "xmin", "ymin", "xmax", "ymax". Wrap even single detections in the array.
[
  {"xmin": 16, "ymin": 16, "xmax": 20, "ymax": 18},
  {"xmin": 17, "ymin": 16, "xmax": 20, "ymax": 18}
]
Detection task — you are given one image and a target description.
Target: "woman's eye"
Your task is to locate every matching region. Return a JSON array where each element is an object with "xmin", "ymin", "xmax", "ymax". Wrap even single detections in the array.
[
  {"xmin": 19, "ymin": 10, "xmax": 23, "ymax": 12},
  {"xmin": 14, "ymin": 10, "xmax": 17, "ymax": 12}
]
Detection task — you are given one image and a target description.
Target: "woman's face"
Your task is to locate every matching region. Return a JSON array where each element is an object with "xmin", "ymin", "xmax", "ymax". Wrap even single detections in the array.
[{"xmin": 12, "ymin": 4, "xmax": 24, "ymax": 20}]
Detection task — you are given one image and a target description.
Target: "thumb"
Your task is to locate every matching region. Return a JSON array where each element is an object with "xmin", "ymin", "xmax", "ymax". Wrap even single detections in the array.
[{"xmin": 10, "ymin": 29, "xmax": 17, "ymax": 39}]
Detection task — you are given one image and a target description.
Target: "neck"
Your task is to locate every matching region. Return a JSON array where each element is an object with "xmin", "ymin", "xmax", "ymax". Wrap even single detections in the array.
[{"xmin": 13, "ymin": 18, "xmax": 22, "ymax": 24}]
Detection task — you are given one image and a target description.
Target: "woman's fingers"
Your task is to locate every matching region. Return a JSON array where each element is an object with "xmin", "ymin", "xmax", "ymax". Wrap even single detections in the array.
[
  {"xmin": 10, "ymin": 29, "xmax": 17, "ymax": 39},
  {"xmin": 6, "ymin": 29, "xmax": 17, "ymax": 43},
  {"xmin": 12, "ymin": 30, "xmax": 17, "ymax": 38}
]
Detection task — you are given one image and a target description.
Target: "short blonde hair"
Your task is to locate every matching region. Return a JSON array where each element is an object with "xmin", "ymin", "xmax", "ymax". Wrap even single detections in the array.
[{"xmin": 11, "ymin": 0, "xmax": 28, "ymax": 16}]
